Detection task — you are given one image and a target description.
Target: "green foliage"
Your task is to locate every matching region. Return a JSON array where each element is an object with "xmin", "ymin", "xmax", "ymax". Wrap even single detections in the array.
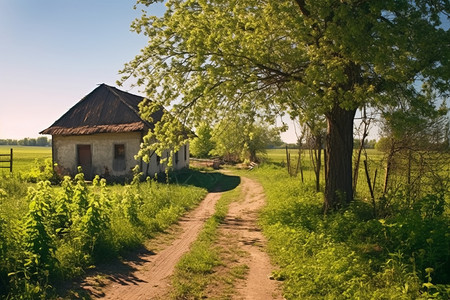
[
  {"xmin": 190, "ymin": 122, "xmax": 215, "ymax": 158},
  {"xmin": 123, "ymin": 0, "xmax": 449, "ymax": 210},
  {"xmin": 24, "ymin": 158, "xmax": 59, "ymax": 184},
  {"xmin": 247, "ymin": 164, "xmax": 450, "ymax": 299},
  {"xmin": 0, "ymin": 169, "xmax": 207, "ymax": 298},
  {"xmin": 210, "ymin": 114, "xmax": 280, "ymax": 163}
]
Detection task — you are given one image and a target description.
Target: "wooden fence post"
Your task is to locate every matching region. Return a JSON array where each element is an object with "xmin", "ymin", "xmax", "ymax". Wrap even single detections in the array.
[
  {"xmin": 285, "ymin": 145, "xmax": 290, "ymax": 175},
  {"xmin": 10, "ymin": 148, "xmax": 13, "ymax": 172},
  {"xmin": 0, "ymin": 148, "xmax": 13, "ymax": 172}
]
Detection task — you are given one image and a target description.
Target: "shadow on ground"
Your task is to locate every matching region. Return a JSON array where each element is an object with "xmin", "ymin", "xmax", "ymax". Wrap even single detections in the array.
[
  {"xmin": 169, "ymin": 169, "xmax": 240, "ymax": 193},
  {"xmin": 55, "ymin": 246, "xmax": 156, "ymax": 299},
  {"xmin": 54, "ymin": 169, "xmax": 239, "ymax": 299}
]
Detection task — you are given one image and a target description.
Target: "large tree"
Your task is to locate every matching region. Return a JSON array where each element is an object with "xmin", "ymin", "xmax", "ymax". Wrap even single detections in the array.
[{"xmin": 121, "ymin": 0, "xmax": 449, "ymax": 212}]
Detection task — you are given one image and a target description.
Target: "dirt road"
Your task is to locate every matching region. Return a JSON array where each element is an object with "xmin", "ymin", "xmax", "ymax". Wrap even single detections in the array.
[
  {"xmin": 220, "ymin": 176, "xmax": 283, "ymax": 300},
  {"xmin": 80, "ymin": 174, "xmax": 282, "ymax": 299}
]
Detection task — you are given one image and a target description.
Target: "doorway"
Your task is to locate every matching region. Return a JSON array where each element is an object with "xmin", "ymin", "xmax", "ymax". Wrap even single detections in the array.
[{"xmin": 77, "ymin": 144, "xmax": 92, "ymax": 178}]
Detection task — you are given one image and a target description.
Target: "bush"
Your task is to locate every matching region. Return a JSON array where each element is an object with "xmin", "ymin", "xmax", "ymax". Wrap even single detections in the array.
[
  {"xmin": 250, "ymin": 164, "xmax": 450, "ymax": 299},
  {"xmin": 1, "ymin": 170, "xmax": 207, "ymax": 298}
]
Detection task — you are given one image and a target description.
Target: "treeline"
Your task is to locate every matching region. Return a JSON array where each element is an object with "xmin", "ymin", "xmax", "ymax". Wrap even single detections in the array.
[{"xmin": 0, "ymin": 137, "xmax": 51, "ymax": 147}]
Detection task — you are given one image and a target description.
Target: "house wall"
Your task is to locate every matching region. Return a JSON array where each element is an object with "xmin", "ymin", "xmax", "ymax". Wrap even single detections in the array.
[
  {"xmin": 142, "ymin": 142, "xmax": 190, "ymax": 177},
  {"xmin": 53, "ymin": 132, "xmax": 142, "ymax": 178},
  {"xmin": 52, "ymin": 132, "xmax": 189, "ymax": 179}
]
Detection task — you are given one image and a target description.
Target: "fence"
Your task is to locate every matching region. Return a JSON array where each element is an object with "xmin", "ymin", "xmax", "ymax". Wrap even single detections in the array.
[
  {"xmin": 0, "ymin": 148, "xmax": 13, "ymax": 172},
  {"xmin": 190, "ymin": 158, "xmax": 221, "ymax": 169}
]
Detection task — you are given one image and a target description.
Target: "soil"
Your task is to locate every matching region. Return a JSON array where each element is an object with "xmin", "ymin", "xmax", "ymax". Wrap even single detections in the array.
[
  {"xmin": 77, "ymin": 173, "xmax": 282, "ymax": 299},
  {"xmin": 220, "ymin": 176, "xmax": 283, "ymax": 300}
]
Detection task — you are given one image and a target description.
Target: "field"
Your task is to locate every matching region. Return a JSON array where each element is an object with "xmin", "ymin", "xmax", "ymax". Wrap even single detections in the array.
[
  {"xmin": 0, "ymin": 146, "xmax": 51, "ymax": 174},
  {"xmin": 0, "ymin": 148, "xmax": 212, "ymax": 299},
  {"xmin": 265, "ymin": 148, "xmax": 387, "ymax": 200},
  {"xmin": 0, "ymin": 146, "xmax": 448, "ymax": 299}
]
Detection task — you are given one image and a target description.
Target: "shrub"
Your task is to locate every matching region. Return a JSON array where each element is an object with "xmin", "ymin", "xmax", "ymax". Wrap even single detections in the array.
[
  {"xmin": 1, "ymin": 169, "xmax": 207, "ymax": 298},
  {"xmin": 250, "ymin": 164, "xmax": 450, "ymax": 299}
]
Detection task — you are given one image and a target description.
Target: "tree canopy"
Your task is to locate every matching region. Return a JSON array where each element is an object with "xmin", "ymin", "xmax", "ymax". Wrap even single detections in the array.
[
  {"xmin": 121, "ymin": 0, "xmax": 449, "ymax": 211},
  {"xmin": 210, "ymin": 115, "xmax": 280, "ymax": 162},
  {"xmin": 190, "ymin": 122, "xmax": 215, "ymax": 158}
]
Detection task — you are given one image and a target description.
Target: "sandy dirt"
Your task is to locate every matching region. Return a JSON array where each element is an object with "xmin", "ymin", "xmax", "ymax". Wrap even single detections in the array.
[
  {"xmin": 81, "ymin": 191, "xmax": 222, "ymax": 300},
  {"xmin": 79, "ymin": 174, "xmax": 282, "ymax": 299},
  {"xmin": 221, "ymin": 176, "xmax": 283, "ymax": 300}
]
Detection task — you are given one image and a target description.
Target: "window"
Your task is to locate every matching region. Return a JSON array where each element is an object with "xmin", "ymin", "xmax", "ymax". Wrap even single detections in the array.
[
  {"xmin": 175, "ymin": 151, "xmax": 179, "ymax": 165},
  {"xmin": 114, "ymin": 144, "xmax": 125, "ymax": 159},
  {"xmin": 156, "ymin": 154, "xmax": 161, "ymax": 165},
  {"xmin": 113, "ymin": 144, "xmax": 126, "ymax": 171},
  {"xmin": 184, "ymin": 144, "xmax": 187, "ymax": 161}
]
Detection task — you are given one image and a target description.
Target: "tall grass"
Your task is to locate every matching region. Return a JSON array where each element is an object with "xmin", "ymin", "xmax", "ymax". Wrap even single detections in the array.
[
  {"xmin": 247, "ymin": 163, "xmax": 449, "ymax": 299},
  {"xmin": 0, "ymin": 170, "xmax": 207, "ymax": 299}
]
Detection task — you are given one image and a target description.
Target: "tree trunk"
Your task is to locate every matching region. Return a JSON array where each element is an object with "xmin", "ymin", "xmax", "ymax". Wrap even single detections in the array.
[
  {"xmin": 324, "ymin": 105, "xmax": 356, "ymax": 212},
  {"xmin": 249, "ymin": 149, "xmax": 257, "ymax": 163}
]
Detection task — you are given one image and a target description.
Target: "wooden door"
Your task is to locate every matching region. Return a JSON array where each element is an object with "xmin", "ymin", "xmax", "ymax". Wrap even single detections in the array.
[{"xmin": 77, "ymin": 145, "xmax": 92, "ymax": 178}]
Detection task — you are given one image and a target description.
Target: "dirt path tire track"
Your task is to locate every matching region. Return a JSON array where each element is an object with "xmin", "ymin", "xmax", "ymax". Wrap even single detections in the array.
[
  {"xmin": 80, "ymin": 173, "xmax": 282, "ymax": 299},
  {"xmin": 86, "ymin": 191, "xmax": 222, "ymax": 300},
  {"xmin": 221, "ymin": 176, "xmax": 283, "ymax": 300}
]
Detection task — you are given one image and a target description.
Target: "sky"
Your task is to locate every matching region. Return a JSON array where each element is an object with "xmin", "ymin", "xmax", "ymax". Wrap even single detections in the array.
[{"xmin": 0, "ymin": 0, "xmax": 302, "ymax": 143}]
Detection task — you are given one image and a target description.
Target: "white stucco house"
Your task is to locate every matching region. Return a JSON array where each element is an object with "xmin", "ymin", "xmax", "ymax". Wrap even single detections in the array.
[{"xmin": 40, "ymin": 83, "xmax": 189, "ymax": 179}]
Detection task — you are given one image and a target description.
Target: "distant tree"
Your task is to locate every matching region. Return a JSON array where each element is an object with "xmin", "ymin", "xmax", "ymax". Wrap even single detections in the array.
[
  {"xmin": 266, "ymin": 133, "xmax": 284, "ymax": 149},
  {"xmin": 190, "ymin": 123, "xmax": 215, "ymax": 158},
  {"xmin": 1, "ymin": 137, "xmax": 50, "ymax": 146},
  {"xmin": 210, "ymin": 115, "xmax": 279, "ymax": 163},
  {"xmin": 247, "ymin": 124, "xmax": 281, "ymax": 162},
  {"xmin": 36, "ymin": 137, "xmax": 49, "ymax": 147}
]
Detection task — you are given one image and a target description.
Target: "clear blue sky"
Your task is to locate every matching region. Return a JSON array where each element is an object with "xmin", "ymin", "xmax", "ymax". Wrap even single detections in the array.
[
  {"xmin": 0, "ymin": 0, "xmax": 164, "ymax": 139},
  {"xmin": 0, "ymin": 1, "xmax": 311, "ymax": 144}
]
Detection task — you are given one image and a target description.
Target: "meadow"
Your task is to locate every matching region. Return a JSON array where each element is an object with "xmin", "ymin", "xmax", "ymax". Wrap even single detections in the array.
[
  {"xmin": 0, "ymin": 146, "xmax": 448, "ymax": 299},
  {"xmin": 0, "ymin": 146, "xmax": 51, "ymax": 174},
  {"xmin": 252, "ymin": 148, "xmax": 449, "ymax": 299},
  {"xmin": 0, "ymin": 147, "xmax": 214, "ymax": 299}
]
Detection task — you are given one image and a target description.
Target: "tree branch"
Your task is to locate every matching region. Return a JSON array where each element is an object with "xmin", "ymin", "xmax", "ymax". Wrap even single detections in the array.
[{"xmin": 294, "ymin": 0, "xmax": 310, "ymax": 17}]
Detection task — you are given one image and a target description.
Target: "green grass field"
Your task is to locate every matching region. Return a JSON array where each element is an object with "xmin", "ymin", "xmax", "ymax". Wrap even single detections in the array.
[
  {"xmin": 266, "ymin": 148, "xmax": 384, "ymax": 164},
  {"xmin": 0, "ymin": 145, "xmax": 52, "ymax": 174},
  {"xmin": 265, "ymin": 148, "xmax": 391, "ymax": 201}
]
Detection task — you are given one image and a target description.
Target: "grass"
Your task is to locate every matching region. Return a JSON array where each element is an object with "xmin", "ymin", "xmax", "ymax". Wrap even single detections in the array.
[
  {"xmin": 242, "ymin": 163, "xmax": 449, "ymax": 299},
  {"xmin": 0, "ymin": 145, "xmax": 51, "ymax": 174},
  {"xmin": 170, "ymin": 177, "xmax": 244, "ymax": 299},
  {"xmin": 0, "ymin": 152, "xmax": 219, "ymax": 298}
]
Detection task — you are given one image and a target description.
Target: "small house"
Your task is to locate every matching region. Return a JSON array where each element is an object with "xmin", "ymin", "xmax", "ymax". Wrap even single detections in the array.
[{"xmin": 40, "ymin": 84, "xmax": 189, "ymax": 179}]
